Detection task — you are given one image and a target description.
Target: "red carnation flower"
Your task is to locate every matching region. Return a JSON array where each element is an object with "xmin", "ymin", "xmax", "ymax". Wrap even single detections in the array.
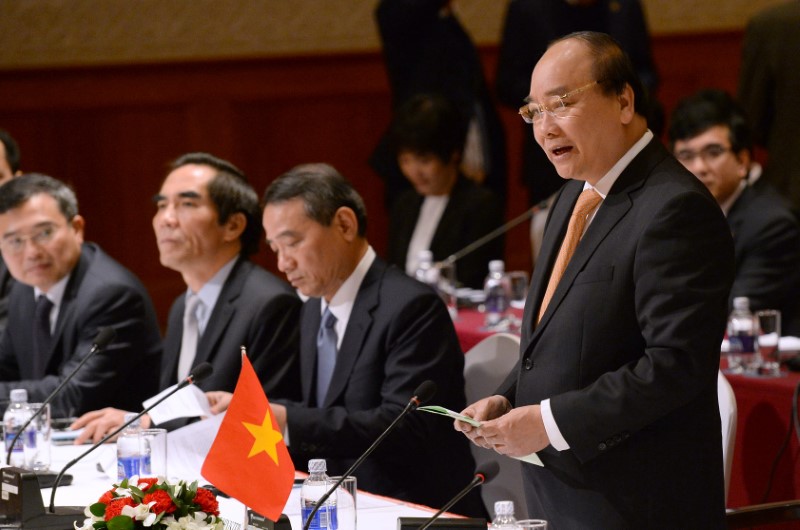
[
  {"xmin": 136, "ymin": 477, "xmax": 159, "ymax": 492},
  {"xmin": 143, "ymin": 489, "xmax": 176, "ymax": 514},
  {"xmin": 98, "ymin": 489, "xmax": 115, "ymax": 505},
  {"xmin": 104, "ymin": 497, "xmax": 135, "ymax": 521},
  {"xmin": 193, "ymin": 487, "xmax": 220, "ymax": 516}
]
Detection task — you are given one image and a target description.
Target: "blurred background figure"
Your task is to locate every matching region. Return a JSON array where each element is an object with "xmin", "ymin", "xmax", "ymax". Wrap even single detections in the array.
[
  {"xmin": 370, "ymin": 0, "xmax": 507, "ymax": 210},
  {"xmin": 494, "ymin": 0, "xmax": 660, "ymax": 265},
  {"xmin": 0, "ymin": 128, "xmax": 22, "ymax": 335},
  {"xmin": 738, "ymin": 0, "xmax": 800, "ymax": 212},
  {"xmin": 386, "ymin": 93, "xmax": 504, "ymax": 288},
  {"xmin": 669, "ymin": 89, "xmax": 800, "ymax": 335}
]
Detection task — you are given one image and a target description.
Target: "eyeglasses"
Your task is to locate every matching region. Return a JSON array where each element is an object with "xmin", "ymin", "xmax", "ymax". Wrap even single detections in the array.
[
  {"xmin": 519, "ymin": 81, "xmax": 598, "ymax": 124},
  {"xmin": 674, "ymin": 144, "xmax": 733, "ymax": 164},
  {"xmin": 1, "ymin": 223, "xmax": 62, "ymax": 254}
]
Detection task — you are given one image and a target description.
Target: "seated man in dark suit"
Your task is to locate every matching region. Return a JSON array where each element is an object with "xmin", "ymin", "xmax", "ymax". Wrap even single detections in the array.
[
  {"xmin": 386, "ymin": 93, "xmax": 504, "ymax": 288},
  {"xmin": 669, "ymin": 89, "xmax": 800, "ymax": 335},
  {"xmin": 0, "ymin": 174, "xmax": 162, "ymax": 418},
  {"xmin": 71, "ymin": 153, "xmax": 301, "ymax": 442},
  {"xmin": 256, "ymin": 163, "xmax": 483, "ymax": 515},
  {"xmin": 0, "ymin": 129, "xmax": 23, "ymax": 335}
]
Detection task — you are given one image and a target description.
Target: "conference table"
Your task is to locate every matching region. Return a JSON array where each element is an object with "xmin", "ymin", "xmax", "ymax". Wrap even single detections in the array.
[
  {"xmin": 453, "ymin": 308, "xmax": 800, "ymax": 509},
  {"xmin": 27, "ymin": 438, "xmax": 452, "ymax": 529}
]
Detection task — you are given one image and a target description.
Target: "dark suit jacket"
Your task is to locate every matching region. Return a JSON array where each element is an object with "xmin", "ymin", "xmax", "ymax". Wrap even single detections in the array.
[
  {"xmin": 0, "ymin": 257, "xmax": 13, "ymax": 335},
  {"xmin": 739, "ymin": 1, "xmax": 800, "ymax": 208},
  {"xmin": 495, "ymin": 0, "xmax": 658, "ymax": 205},
  {"xmin": 387, "ymin": 175, "xmax": 504, "ymax": 288},
  {"xmin": 283, "ymin": 258, "xmax": 483, "ymax": 516},
  {"xmin": 160, "ymin": 258, "xmax": 301, "ymax": 402},
  {"xmin": 499, "ymin": 139, "xmax": 734, "ymax": 528},
  {"xmin": 727, "ymin": 180, "xmax": 800, "ymax": 335},
  {"xmin": 0, "ymin": 243, "xmax": 162, "ymax": 418},
  {"xmin": 369, "ymin": 0, "xmax": 507, "ymax": 207}
]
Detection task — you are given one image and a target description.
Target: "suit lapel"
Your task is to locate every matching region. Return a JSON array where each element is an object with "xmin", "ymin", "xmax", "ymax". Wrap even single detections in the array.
[
  {"xmin": 321, "ymin": 261, "xmax": 382, "ymax": 407},
  {"xmin": 160, "ymin": 298, "xmax": 185, "ymax": 389},
  {"xmin": 46, "ymin": 247, "xmax": 91, "ymax": 375},
  {"xmin": 300, "ymin": 298, "xmax": 322, "ymax": 405}
]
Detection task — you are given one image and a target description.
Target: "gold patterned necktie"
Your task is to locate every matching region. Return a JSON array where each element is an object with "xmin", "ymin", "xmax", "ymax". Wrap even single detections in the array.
[{"xmin": 538, "ymin": 188, "xmax": 602, "ymax": 323}]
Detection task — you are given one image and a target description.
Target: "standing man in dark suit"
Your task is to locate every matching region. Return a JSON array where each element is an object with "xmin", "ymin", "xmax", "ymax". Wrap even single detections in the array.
[
  {"xmin": 71, "ymin": 152, "xmax": 301, "ymax": 443},
  {"xmin": 0, "ymin": 129, "xmax": 23, "ymax": 335},
  {"xmin": 0, "ymin": 174, "xmax": 162, "ymax": 418},
  {"xmin": 457, "ymin": 33, "xmax": 734, "ymax": 528},
  {"xmin": 258, "ymin": 163, "xmax": 483, "ymax": 516},
  {"xmin": 669, "ymin": 89, "xmax": 800, "ymax": 335}
]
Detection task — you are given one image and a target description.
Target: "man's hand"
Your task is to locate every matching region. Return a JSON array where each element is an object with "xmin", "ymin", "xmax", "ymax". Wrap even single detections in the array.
[
  {"xmin": 454, "ymin": 394, "xmax": 511, "ymax": 446},
  {"xmin": 272, "ymin": 403, "xmax": 287, "ymax": 432},
  {"xmin": 206, "ymin": 391, "xmax": 233, "ymax": 414},
  {"xmin": 69, "ymin": 408, "xmax": 151, "ymax": 444},
  {"xmin": 476, "ymin": 404, "xmax": 550, "ymax": 457}
]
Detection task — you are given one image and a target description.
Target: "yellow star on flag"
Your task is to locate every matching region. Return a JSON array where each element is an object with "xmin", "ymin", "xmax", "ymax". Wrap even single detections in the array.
[{"xmin": 243, "ymin": 411, "xmax": 284, "ymax": 465}]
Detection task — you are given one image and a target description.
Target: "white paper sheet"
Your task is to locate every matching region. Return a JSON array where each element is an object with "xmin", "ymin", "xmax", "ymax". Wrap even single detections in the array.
[{"xmin": 143, "ymin": 383, "xmax": 212, "ymax": 425}]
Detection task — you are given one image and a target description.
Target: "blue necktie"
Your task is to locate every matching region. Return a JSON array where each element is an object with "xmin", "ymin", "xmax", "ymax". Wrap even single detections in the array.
[
  {"xmin": 316, "ymin": 308, "xmax": 338, "ymax": 406},
  {"xmin": 32, "ymin": 295, "xmax": 54, "ymax": 376}
]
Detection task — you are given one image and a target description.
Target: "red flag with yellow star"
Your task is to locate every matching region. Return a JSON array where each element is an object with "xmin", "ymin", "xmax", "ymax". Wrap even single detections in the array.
[{"xmin": 201, "ymin": 354, "xmax": 295, "ymax": 521}]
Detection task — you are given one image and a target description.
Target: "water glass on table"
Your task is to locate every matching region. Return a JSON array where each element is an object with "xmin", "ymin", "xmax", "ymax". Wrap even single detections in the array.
[
  {"xmin": 756, "ymin": 309, "xmax": 781, "ymax": 376},
  {"xmin": 515, "ymin": 519, "xmax": 548, "ymax": 529},
  {"xmin": 330, "ymin": 476, "xmax": 356, "ymax": 530}
]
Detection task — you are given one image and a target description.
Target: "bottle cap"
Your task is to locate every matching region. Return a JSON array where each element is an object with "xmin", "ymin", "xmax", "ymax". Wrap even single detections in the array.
[
  {"xmin": 9, "ymin": 389, "xmax": 27, "ymax": 403},
  {"xmin": 494, "ymin": 500, "xmax": 515, "ymax": 516},
  {"xmin": 308, "ymin": 459, "xmax": 327, "ymax": 473},
  {"xmin": 733, "ymin": 297, "xmax": 750, "ymax": 310},
  {"xmin": 489, "ymin": 260, "xmax": 505, "ymax": 273}
]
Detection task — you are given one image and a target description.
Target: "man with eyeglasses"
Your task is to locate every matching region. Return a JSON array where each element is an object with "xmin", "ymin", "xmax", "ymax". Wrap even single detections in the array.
[
  {"xmin": 456, "ymin": 32, "xmax": 734, "ymax": 528},
  {"xmin": 0, "ymin": 174, "xmax": 162, "ymax": 418},
  {"xmin": 669, "ymin": 89, "xmax": 800, "ymax": 336}
]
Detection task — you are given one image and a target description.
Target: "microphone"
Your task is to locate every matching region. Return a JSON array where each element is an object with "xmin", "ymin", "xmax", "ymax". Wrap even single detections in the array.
[
  {"xmin": 416, "ymin": 461, "xmax": 499, "ymax": 530},
  {"xmin": 437, "ymin": 200, "xmax": 549, "ymax": 267},
  {"xmin": 302, "ymin": 380, "xmax": 437, "ymax": 530},
  {"xmin": 6, "ymin": 326, "xmax": 117, "ymax": 467},
  {"xmin": 47, "ymin": 362, "xmax": 214, "ymax": 513}
]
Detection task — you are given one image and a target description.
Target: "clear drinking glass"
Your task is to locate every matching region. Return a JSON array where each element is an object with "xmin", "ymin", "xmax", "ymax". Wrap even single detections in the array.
[
  {"xmin": 23, "ymin": 402, "xmax": 50, "ymax": 471},
  {"xmin": 516, "ymin": 519, "xmax": 548, "ymax": 529},
  {"xmin": 756, "ymin": 309, "xmax": 781, "ymax": 376},
  {"xmin": 330, "ymin": 476, "xmax": 356, "ymax": 530},
  {"xmin": 435, "ymin": 262, "xmax": 458, "ymax": 321}
]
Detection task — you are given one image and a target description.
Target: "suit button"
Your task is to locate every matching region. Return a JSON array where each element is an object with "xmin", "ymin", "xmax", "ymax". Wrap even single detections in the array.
[
  {"xmin": 524, "ymin": 358, "xmax": 533, "ymax": 370},
  {"xmin": 598, "ymin": 442, "xmax": 607, "ymax": 451}
]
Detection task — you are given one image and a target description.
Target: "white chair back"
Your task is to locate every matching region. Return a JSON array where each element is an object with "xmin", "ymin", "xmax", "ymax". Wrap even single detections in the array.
[
  {"xmin": 718, "ymin": 370, "xmax": 737, "ymax": 503},
  {"xmin": 463, "ymin": 332, "xmax": 528, "ymax": 518}
]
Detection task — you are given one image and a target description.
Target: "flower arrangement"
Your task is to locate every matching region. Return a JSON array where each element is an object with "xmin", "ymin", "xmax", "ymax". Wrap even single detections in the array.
[{"xmin": 74, "ymin": 476, "xmax": 224, "ymax": 530}]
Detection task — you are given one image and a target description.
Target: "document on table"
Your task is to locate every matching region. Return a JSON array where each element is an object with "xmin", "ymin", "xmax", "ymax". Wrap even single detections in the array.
[
  {"xmin": 417, "ymin": 405, "xmax": 544, "ymax": 467},
  {"xmin": 143, "ymin": 383, "xmax": 212, "ymax": 425}
]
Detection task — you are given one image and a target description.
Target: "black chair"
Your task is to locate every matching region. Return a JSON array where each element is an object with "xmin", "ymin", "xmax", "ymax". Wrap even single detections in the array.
[{"xmin": 726, "ymin": 500, "xmax": 800, "ymax": 528}]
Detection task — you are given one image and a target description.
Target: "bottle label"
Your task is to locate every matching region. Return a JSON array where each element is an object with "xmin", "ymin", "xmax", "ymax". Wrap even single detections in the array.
[
  {"xmin": 301, "ymin": 504, "xmax": 337, "ymax": 530},
  {"xmin": 4, "ymin": 432, "xmax": 23, "ymax": 453},
  {"xmin": 118, "ymin": 455, "xmax": 143, "ymax": 481},
  {"xmin": 729, "ymin": 334, "xmax": 756, "ymax": 354}
]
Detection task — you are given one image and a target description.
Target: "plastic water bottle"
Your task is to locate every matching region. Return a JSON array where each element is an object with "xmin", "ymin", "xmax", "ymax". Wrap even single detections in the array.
[
  {"xmin": 117, "ymin": 413, "xmax": 146, "ymax": 481},
  {"xmin": 727, "ymin": 296, "xmax": 758, "ymax": 374},
  {"xmin": 491, "ymin": 500, "xmax": 520, "ymax": 529},
  {"xmin": 414, "ymin": 250, "xmax": 439, "ymax": 286},
  {"xmin": 3, "ymin": 389, "xmax": 34, "ymax": 467},
  {"xmin": 484, "ymin": 260, "xmax": 511, "ymax": 328},
  {"xmin": 300, "ymin": 459, "xmax": 338, "ymax": 530}
]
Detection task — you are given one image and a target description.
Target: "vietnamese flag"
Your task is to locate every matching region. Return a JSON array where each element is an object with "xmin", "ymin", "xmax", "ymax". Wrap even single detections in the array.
[{"xmin": 201, "ymin": 354, "xmax": 295, "ymax": 521}]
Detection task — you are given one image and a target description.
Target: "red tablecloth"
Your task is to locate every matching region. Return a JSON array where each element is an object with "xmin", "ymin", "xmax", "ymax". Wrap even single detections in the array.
[{"xmin": 454, "ymin": 309, "xmax": 800, "ymax": 509}]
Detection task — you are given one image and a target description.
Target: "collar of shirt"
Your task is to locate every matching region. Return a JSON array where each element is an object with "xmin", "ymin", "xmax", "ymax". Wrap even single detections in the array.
[
  {"xmin": 584, "ymin": 130, "xmax": 654, "ymax": 199},
  {"xmin": 34, "ymin": 273, "xmax": 70, "ymax": 333},
  {"xmin": 185, "ymin": 256, "xmax": 238, "ymax": 335},
  {"xmin": 720, "ymin": 178, "xmax": 748, "ymax": 217},
  {"xmin": 321, "ymin": 245, "xmax": 376, "ymax": 349}
]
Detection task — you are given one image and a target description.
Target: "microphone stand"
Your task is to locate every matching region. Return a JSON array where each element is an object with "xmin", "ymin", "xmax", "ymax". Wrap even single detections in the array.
[{"xmin": 302, "ymin": 381, "xmax": 436, "ymax": 530}]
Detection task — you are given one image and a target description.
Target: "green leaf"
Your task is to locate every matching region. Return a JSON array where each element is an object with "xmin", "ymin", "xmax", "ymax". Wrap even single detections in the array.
[
  {"xmin": 106, "ymin": 515, "xmax": 134, "ymax": 530},
  {"xmin": 89, "ymin": 502, "xmax": 106, "ymax": 517}
]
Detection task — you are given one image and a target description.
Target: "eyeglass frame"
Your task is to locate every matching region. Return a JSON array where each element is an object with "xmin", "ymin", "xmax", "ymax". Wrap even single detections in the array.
[
  {"xmin": 518, "ymin": 80, "xmax": 599, "ymax": 124},
  {"xmin": 0, "ymin": 222, "xmax": 66, "ymax": 255},
  {"xmin": 674, "ymin": 143, "xmax": 735, "ymax": 164}
]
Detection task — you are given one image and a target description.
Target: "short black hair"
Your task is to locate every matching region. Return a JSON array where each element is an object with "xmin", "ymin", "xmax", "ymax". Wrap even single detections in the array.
[
  {"xmin": 553, "ymin": 31, "xmax": 649, "ymax": 118},
  {"xmin": 388, "ymin": 93, "xmax": 468, "ymax": 164},
  {"xmin": 668, "ymin": 89, "xmax": 753, "ymax": 154},
  {"xmin": 0, "ymin": 129, "xmax": 21, "ymax": 173},
  {"xmin": 0, "ymin": 173, "xmax": 78, "ymax": 219},
  {"xmin": 262, "ymin": 163, "xmax": 368, "ymax": 237},
  {"xmin": 169, "ymin": 152, "xmax": 261, "ymax": 257}
]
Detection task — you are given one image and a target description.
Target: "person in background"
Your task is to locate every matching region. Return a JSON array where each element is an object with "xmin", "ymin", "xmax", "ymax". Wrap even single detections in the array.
[
  {"xmin": 738, "ymin": 0, "xmax": 800, "ymax": 211},
  {"xmin": 71, "ymin": 153, "xmax": 301, "ymax": 442},
  {"xmin": 370, "ymin": 0, "xmax": 507, "ymax": 209},
  {"xmin": 669, "ymin": 89, "xmax": 800, "ymax": 336},
  {"xmin": 209, "ymin": 163, "xmax": 484, "ymax": 515},
  {"xmin": 386, "ymin": 93, "xmax": 504, "ymax": 288},
  {"xmin": 0, "ymin": 129, "xmax": 22, "ymax": 335},
  {"xmin": 0, "ymin": 174, "xmax": 162, "ymax": 417},
  {"xmin": 457, "ymin": 32, "xmax": 733, "ymax": 528}
]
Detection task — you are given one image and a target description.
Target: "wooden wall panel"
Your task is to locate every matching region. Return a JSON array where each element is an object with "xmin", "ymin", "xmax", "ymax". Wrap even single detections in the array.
[{"xmin": 0, "ymin": 32, "xmax": 746, "ymax": 328}]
